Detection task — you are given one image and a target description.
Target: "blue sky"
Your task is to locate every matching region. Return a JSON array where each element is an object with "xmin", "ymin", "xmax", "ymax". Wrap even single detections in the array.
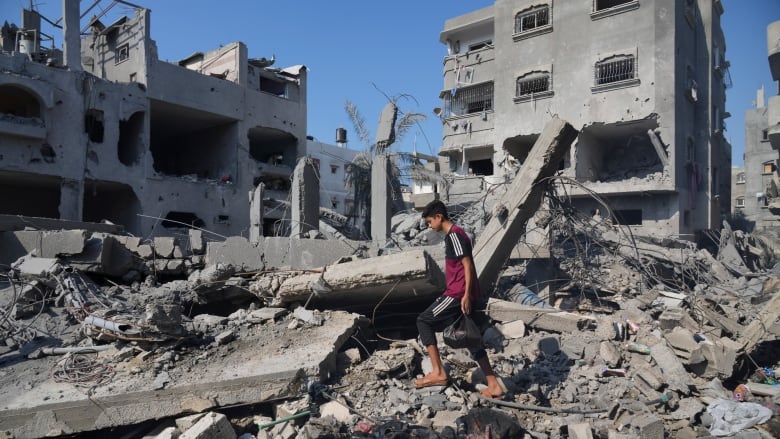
[{"xmin": 2, "ymin": 0, "xmax": 778, "ymax": 166}]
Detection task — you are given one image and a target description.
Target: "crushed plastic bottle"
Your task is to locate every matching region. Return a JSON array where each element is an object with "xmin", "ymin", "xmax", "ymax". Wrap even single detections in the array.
[{"xmin": 625, "ymin": 341, "xmax": 651, "ymax": 354}]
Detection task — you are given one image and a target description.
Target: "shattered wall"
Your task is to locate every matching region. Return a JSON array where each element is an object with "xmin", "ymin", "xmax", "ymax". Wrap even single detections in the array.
[{"xmin": 0, "ymin": 5, "xmax": 307, "ymax": 238}]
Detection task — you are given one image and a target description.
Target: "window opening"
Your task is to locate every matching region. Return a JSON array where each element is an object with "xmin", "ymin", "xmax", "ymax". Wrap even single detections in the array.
[
  {"xmin": 468, "ymin": 40, "xmax": 492, "ymax": 51},
  {"xmin": 736, "ymin": 172, "xmax": 745, "ymax": 184},
  {"xmin": 116, "ymin": 44, "xmax": 129, "ymax": 64},
  {"xmin": 763, "ymin": 161, "xmax": 776, "ymax": 174},
  {"xmin": 118, "ymin": 111, "xmax": 144, "ymax": 166},
  {"xmin": 595, "ymin": 0, "xmax": 634, "ymax": 11},
  {"xmin": 84, "ymin": 109, "xmax": 104, "ymax": 143},
  {"xmin": 260, "ymin": 77, "xmax": 287, "ymax": 97},
  {"xmin": 516, "ymin": 72, "xmax": 550, "ymax": 96},
  {"xmin": 443, "ymin": 82, "xmax": 493, "ymax": 118},
  {"xmin": 469, "ymin": 159, "xmax": 493, "ymax": 176},
  {"xmin": 330, "ymin": 164, "xmax": 339, "ymax": 174},
  {"xmin": 515, "ymin": 6, "xmax": 549, "ymax": 33},
  {"xmin": 735, "ymin": 197, "xmax": 745, "ymax": 208},
  {"xmin": 162, "ymin": 211, "xmax": 206, "ymax": 229},
  {"xmin": 595, "ymin": 55, "xmax": 635, "ymax": 85},
  {"xmin": 612, "ymin": 209, "xmax": 642, "ymax": 225}
]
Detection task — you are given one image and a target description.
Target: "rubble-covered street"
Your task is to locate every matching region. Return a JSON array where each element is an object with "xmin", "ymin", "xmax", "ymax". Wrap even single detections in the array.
[{"xmin": 2, "ymin": 170, "xmax": 780, "ymax": 438}]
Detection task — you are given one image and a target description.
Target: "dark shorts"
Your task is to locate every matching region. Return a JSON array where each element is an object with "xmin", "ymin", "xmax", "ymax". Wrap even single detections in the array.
[{"xmin": 416, "ymin": 295, "xmax": 488, "ymax": 360}]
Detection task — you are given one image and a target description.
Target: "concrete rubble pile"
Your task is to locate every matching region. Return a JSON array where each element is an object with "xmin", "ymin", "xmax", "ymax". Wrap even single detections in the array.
[{"xmin": 0, "ymin": 117, "xmax": 778, "ymax": 438}]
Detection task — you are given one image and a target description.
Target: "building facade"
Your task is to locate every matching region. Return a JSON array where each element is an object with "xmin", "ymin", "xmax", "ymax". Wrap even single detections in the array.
[
  {"xmin": 736, "ymin": 88, "xmax": 780, "ymax": 230},
  {"xmin": 0, "ymin": 2, "xmax": 306, "ymax": 238},
  {"xmin": 438, "ymin": 0, "xmax": 732, "ymax": 240},
  {"xmin": 306, "ymin": 137, "xmax": 360, "ymax": 220}
]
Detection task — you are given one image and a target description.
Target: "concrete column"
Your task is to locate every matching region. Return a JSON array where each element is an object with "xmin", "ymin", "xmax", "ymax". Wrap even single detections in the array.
[
  {"xmin": 291, "ymin": 157, "xmax": 319, "ymax": 238},
  {"xmin": 59, "ymin": 179, "xmax": 83, "ymax": 221},
  {"xmin": 371, "ymin": 154, "xmax": 392, "ymax": 243},
  {"xmin": 62, "ymin": 0, "xmax": 81, "ymax": 71},
  {"xmin": 249, "ymin": 183, "xmax": 264, "ymax": 245}
]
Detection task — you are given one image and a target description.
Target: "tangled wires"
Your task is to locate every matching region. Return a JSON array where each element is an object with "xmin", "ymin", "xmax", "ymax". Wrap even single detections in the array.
[{"xmin": 51, "ymin": 353, "xmax": 115, "ymax": 388}]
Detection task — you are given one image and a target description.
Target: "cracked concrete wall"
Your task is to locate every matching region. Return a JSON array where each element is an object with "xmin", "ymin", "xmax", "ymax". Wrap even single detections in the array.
[
  {"xmin": 439, "ymin": 0, "xmax": 730, "ymax": 239},
  {"xmin": 0, "ymin": 5, "xmax": 307, "ymax": 239}
]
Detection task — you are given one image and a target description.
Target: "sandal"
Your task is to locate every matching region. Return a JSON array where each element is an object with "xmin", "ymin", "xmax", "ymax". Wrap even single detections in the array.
[{"xmin": 414, "ymin": 375, "xmax": 449, "ymax": 389}]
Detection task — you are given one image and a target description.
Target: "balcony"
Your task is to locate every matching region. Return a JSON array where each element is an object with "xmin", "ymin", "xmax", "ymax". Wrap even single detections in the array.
[{"xmin": 0, "ymin": 115, "xmax": 46, "ymax": 139}]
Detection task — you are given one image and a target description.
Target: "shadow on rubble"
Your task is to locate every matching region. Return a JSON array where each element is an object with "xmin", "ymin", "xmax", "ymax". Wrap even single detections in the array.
[{"xmin": 501, "ymin": 336, "xmax": 572, "ymax": 406}]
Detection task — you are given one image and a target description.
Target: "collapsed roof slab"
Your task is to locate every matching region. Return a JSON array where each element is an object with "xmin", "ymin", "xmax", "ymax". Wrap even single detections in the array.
[
  {"xmin": 274, "ymin": 249, "xmax": 444, "ymax": 309},
  {"xmin": 0, "ymin": 311, "xmax": 362, "ymax": 438}
]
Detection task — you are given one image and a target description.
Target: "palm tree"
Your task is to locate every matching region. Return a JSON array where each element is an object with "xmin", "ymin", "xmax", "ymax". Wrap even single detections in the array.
[{"xmin": 343, "ymin": 94, "xmax": 447, "ymax": 236}]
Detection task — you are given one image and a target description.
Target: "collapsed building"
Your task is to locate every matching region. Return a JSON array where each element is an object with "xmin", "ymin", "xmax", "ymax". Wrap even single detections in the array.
[
  {"xmin": 436, "ymin": 0, "xmax": 732, "ymax": 241},
  {"xmin": 0, "ymin": 1, "xmax": 307, "ymax": 238},
  {"xmin": 0, "ymin": 1, "xmax": 779, "ymax": 439},
  {"xmin": 0, "ymin": 118, "xmax": 778, "ymax": 439}
]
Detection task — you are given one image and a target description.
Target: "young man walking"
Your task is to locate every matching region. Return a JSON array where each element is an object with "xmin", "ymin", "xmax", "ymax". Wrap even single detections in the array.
[{"xmin": 415, "ymin": 200, "xmax": 504, "ymax": 398}]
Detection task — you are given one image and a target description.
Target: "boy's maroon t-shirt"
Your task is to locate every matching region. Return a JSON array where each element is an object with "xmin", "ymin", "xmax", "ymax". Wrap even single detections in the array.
[{"xmin": 444, "ymin": 224, "xmax": 480, "ymax": 300}]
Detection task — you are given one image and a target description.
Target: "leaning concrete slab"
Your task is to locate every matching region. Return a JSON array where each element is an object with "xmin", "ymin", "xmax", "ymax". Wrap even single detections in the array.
[
  {"xmin": 274, "ymin": 249, "xmax": 443, "ymax": 307},
  {"xmin": 473, "ymin": 117, "xmax": 578, "ymax": 292},
  {"xmin": 291, "ymin": 157, "xmax": 319, "ymax": 238},
  {"xmin": 0, "ymin": 311, "xmax": 362, "ymax": 438},
  {"xmin": 485, "ymin": 298, "xmax": 595, "ymax": 333}
]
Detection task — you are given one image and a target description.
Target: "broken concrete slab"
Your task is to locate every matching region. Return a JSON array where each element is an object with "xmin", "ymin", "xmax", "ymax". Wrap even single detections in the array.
[
  {"xmin": 273, "ymin": 249, "xmax": 443, "ymax": 308},
  {"xmin": 180, "ymin": 412, "xmax": 236, "ymax": 439},
  {"xmin": 485, "ymin": 298, "xmax": 595, "ymax": 333},
  {"xmin": 739, "ymin": 287, "xmax": 780, "ymax": 353},
  {"xmin": 0, "ymin": 231, "xmax": 43, "ymax": 266},
  {"xmin": 648, "ymin": 340, "xmax": 692, "ymax": 395},
  {"xmin": 0, "ymin": 311, "xmax": 362, "ymax": 438},
  {"xmin": 568, "ymin": 423, "xmax": 594, "ymax": 439},
  {"xmin": 67, "ymin": 234, "xmax": 135, "ymax": 277},
  {"xmin": 205, "ymin": 236, "xmax": 264, "ymax": 272},
  {"xmin": 259, "ymin": 237, "xmax": 359, "ymax": 270},
  {"xmin": 663, "ymin": 328, "xmax": 704, "ymax": 365},
  {"xmin": 473, "ymin": 117, "xmax": 578, "ymax": 292},
  {"xmin": 40, "ymin": 230, "xmax": 86, "ymax": 258}
]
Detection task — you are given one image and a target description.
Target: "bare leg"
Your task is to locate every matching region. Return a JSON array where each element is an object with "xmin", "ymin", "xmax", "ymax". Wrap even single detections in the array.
[
  {"xmin": 477, "ymin": 356, "xmax": 504, "ymax": 397},
  {"xmin": 415, "ymin": 344, "xmax": 449, "ymax": 387}
]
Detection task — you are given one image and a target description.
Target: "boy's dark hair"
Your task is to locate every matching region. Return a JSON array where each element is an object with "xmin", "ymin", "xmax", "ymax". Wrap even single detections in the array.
[{"xmin": 421, "ymin": 200, "xmax": 449, "ymax": 220}]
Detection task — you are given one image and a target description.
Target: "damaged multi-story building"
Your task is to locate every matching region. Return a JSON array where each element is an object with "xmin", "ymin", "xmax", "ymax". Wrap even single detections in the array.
[
  {"xmin": 732, "ymin": 87, "xmax": 780, "ymax": 230},
  {"xmin": 437, "ymin": 0, "xmax": 732, "ymax": 240},
  {"xmin": 0, "ymin": 1, "xmax": 306, "ymax": 238}
]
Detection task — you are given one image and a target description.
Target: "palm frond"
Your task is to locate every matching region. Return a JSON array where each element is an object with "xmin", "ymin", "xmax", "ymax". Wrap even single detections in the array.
[
  {"xmin": 344, "ymin": 100, "xmax": 372, "ymax": 147},
  {"xmin": 395, "ymin": 112, "xmax": 427, "ymax": 140}
]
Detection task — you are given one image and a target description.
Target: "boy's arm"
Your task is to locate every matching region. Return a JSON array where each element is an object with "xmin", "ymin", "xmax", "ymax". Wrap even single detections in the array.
[{"xmin": 461, "ymin": 255, "xmax": 474, "ymax": 315}]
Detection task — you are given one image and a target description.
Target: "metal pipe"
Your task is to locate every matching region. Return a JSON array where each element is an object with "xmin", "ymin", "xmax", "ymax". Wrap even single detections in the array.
[
  {"xmin": 41, "ymin": 344, "xmax": 116, "ymax": 355},
  {"xmin": 83, "ymin": 315, "xmax": 140, "ymax": 335},
  {"xmin": 256, "ymin": 411, "xmax": 311, "ymax": 430}
]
